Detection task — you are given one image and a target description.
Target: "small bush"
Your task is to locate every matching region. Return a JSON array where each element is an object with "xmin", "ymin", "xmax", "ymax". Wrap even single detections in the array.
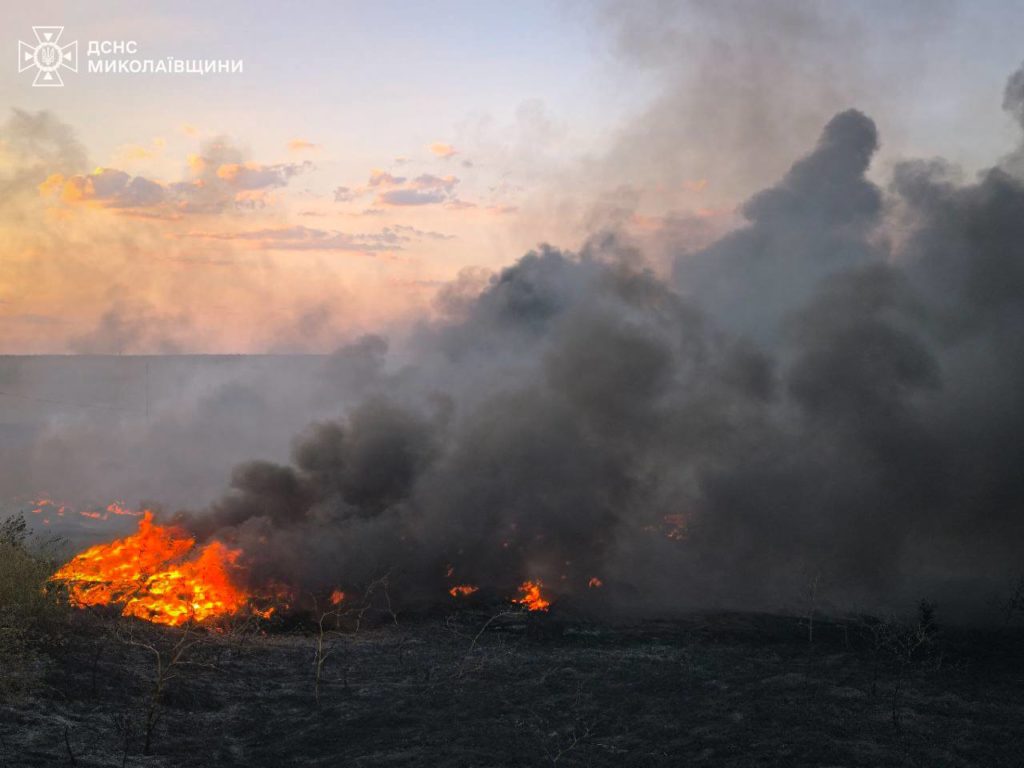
[{"xmin": 0, "ymin": 513, "xmax": 69, "ymax": 695}]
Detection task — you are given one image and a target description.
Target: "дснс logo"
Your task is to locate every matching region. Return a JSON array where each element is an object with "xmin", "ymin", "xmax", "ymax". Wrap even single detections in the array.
[{"xmin": 18, "ymin": 26, "xmax": 77, "ymax": 87}]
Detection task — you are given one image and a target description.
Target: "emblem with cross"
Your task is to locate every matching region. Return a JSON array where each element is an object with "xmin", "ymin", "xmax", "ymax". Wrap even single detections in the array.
[{"xmin": 18, "ymin": 26, "xmax": 78, "ymax": 87}]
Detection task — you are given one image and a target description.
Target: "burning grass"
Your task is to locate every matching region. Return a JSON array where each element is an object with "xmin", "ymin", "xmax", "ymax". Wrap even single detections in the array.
[
  {"xmin": 514, "ymin": 580, "xmax": 551, "ymax": 612},
  {"xmin": 21, "ymin": 513, "xmax": 1021, "ymax": 765},
  {"xmin": 7, "ymin": 508, "xmax": 1024, "ymax": 765},
  {"xmin": 50, "ymin": 511, "xmax": 254, "ymax": 626},
  {"xmin": 48, "ymin": 512, "xmax": 566, "ymax": 627}
]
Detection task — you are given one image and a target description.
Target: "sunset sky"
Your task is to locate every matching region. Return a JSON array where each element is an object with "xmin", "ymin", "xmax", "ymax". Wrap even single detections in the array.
[{"xmin": 3, "ymin": 0, "xmax": 1024, "ymax": 353}]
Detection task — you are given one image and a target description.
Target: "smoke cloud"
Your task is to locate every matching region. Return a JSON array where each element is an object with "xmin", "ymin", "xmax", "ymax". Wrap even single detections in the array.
[
  {"xmin": 6, "ymin": 15, "xmax": 1024, "ymax": 623},
  {"xmin": 157, "ymin": 64, "xmax": 1024, "ymax": 621}
]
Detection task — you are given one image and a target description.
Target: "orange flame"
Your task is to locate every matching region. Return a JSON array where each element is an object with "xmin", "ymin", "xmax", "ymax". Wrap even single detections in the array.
[
  {"xmin": 329, "ymin": 589, "xmax": 346, "ymax": 605},
  {"xmin": 51, "ymin": 511, "xmax": 251, "ymax": 626},
  {"xmin": 588, "ymin": 577, "xmax": 603, "ymax": 588},
  {"xmin": 514, "ymin": 580, "xmax": 550, "ymax": 612},
  {"xmin": 448, "ymin": 584, "xmax": 479, "ymax": 597}
]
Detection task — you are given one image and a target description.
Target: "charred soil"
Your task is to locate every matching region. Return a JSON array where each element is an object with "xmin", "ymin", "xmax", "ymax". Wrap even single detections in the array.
[{"xmin": 2, "ymin": 610, "xmax": 1024, "ymax": 767}]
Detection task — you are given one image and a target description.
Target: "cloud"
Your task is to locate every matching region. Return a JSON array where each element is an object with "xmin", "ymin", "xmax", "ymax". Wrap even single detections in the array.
[
  {"xmin": 113, "ymin": 138, "xmax": 167, "ymax": 165},
  {"xmin": 38, "ymin": 138, "xmax": 312, "ymax": 215},
  {"xmin": 215, "ymin": 161, "xmax": 310, "ymax": 191},
  {"xmin": 334, "ymin": 172, "xmax": 460, "ymax": 208},
  {"xmin": 41, "ymin": 167, "xmax": 166, "ymax": 208},
  {"xmin": 368, "ymin": 169, "xmax": 406, "ymax": 187},
  {"xmin": 376, "ymin": 189, "xmax": 448, "ymax": 206},
  {"xmin": 173, "ymin": 140, "xmax": 310, "ymax": 213},
  {"xmin": 287, "ymin": 139, "xmax": 318, "ymax": 153},
  {"xmin": 374, "ymin": 173, "xmax": 460, "ymax": 207},
  {"xmin": 410, "ymin": 174, "xmax": 458, "ymax": 191},
  {"xmin": 181, "ymin": 225, "xmax": 394, "ymax": 252},
  {"xmin": 385, "ymin": 224, "xmax": 454, "ymax": 241},
  {"xmin": 180, "ymin": 223, "xmax": 451, "ymax": 251},
  {"xmin": 0, "ymin": 110, "xmax": 422, "ymax": 358},
  {"xmin": 428, "ymin": 142, "xmax": 458, "ymax": 158}
]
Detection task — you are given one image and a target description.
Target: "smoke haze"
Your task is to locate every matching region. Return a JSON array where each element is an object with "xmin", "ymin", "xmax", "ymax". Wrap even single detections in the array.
[
  {"xmin": 162, "ymin": 65, "xmax": 1024, "ymax": 620},
  {"xmin": 5, "ymin": 8, "xmax": 1024, "ymax": 623}
]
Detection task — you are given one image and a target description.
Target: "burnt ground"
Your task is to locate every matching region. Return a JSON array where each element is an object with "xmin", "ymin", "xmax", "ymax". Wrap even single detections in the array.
[{"xmin": 2, "ymin": 609, "xmax": 1024, "ymax": 767}]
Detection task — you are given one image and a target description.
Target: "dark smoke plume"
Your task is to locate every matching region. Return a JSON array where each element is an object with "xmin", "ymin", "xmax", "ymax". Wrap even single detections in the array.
[{"xmin": 174, "ymin": 64, "xmax": 1024, "ymax": 622}]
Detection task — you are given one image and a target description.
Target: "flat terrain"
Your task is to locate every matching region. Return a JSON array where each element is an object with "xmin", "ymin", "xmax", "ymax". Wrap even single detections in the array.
[{"xmin": 2, "ymin": 610, "xmax": 1023, "ymax": 767}]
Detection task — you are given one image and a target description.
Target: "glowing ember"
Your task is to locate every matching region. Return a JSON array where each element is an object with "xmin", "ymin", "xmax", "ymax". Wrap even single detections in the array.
[
  {"xmin": 662, "ymin": 513, "xmax": 688, "ymax": 541},
  {"xmin": 29, "ymin": 496, "xmax": 143, "ymax": 522},
  {"xmin": 80, "ymin": 501, "xmax": 145, "ymax": 521},
  {"xmin": 448, "ymin": 584, "xmax": 479, "ymax": 597},
  {"xmin": 514, "ymin": 580, "xmax": 550, "ymax": 611},
  {"xmin": 51, "ymin": 511, "xmax": 251, "ymax": 626},
  {"xmin": 104, "ymin": 501, "xmax": 143, "ymax": 518},
  {"xmin": 329, "ymin": 589, "xmax": 346, "ymax": 605},
  {"xmin": 588, "ymin": 577, "xmax": 603, "ymax": 588},
  {"xmin": 31, "ymin": 497, "xmax": 68, "ymax": 517}
]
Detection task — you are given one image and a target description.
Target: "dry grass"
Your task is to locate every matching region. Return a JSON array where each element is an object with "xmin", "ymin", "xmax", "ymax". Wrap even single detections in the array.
[{"xmin": 0, "ymin": 514, "xmax": 69, "ymax": 696}]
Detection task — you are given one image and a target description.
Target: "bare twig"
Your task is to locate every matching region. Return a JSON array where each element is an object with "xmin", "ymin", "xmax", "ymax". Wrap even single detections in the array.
[
  {"xmin": 799, "ymin": 568, "xmax": 822, "ymax": 643},
  {"xmin": 117, "ymin": 618, "xmax": 210, "ymax": 756},
  {"xmin": 458, "ymin": 607, "xmax": 524, "ymax": 677},
  {"xmin": 311, "ymin": 571, "xmax": 399, "ymax": 704}
]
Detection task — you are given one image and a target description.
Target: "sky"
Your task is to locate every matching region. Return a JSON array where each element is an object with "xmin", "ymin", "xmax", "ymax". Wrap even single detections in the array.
[{"xmin": 2, "ymin": 0, "xmax": 1024, "ymax": 353}]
